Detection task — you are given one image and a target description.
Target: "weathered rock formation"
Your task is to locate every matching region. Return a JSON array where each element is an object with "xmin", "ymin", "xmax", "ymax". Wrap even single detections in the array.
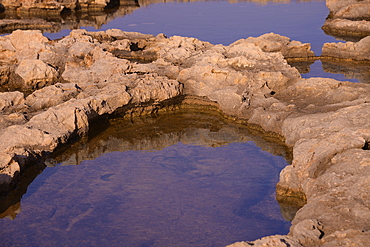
[
  {"xmin": 0, "ymin": 0, "xmax": 120, "ymax": 12},
  {"xmin": 0, "ymin": 0, "xmax": 140, "ymax": 34},
  {"xmin": 322, "ymin": 0, "xmax": 370, "ymax": 40},
  {"xmin": 322, "ymin": 35, "xmax": 370, "ymax": 61},
  {"xmin": 0, "ymin": 29, "xmax": 370, "ymax": 247},
  {"xmin": 318, "ymin": 35, "xmax": 370, "ymax": 83}
]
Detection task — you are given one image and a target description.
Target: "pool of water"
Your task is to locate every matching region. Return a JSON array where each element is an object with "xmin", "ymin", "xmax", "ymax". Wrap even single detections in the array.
[
  {"xmin": 0, "ymin": 0, "xmax": 367, "ymax": 245},
  {"xmin": 0, "ymin": 110, "xmax": 292, "ymax": 246}
]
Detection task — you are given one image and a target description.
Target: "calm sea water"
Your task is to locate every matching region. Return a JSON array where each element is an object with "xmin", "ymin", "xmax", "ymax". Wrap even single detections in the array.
[
  {"xmin": 0, "ymin": 110, "xmax": 292, "ymax": 246},
  {"xmin": 43, "ymin": 0, "xmax": 364, "ymax": 82},
  {"xmin": 46, "ymin": 0, "xmax": 332, "ymax": 54}
]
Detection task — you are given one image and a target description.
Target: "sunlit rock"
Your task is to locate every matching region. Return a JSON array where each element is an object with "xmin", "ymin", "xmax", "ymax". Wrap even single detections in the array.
[
  {"xmin": 326, "ymin": 0, "xmax": 370, "ymax": 20},
  {"xmin": 0, "ymin": 91, "xmax": 24, "ymax": 112},
  {"xmin": 323, "ymin": 0, "xmax": 370, "ymax": 40},
  {"xmin": 243, "ymin": 32, "xmax": 316, "ymax": 58},
  {"xmin": 322, "ymin": 36, "xmax": 370, "ymax": 61},
  {"xmin": 226, "ymin": 235, "xmax": 302, "ymax": 247},
  {"xmin": 25, "ymin": 83, "xmax": 81, "ymax": 111},
  {"xmin": 15, "ymin": 59, "xmax": 59, "ymax": 89},
  {"xmin": 0, "ymin": 29, "xmax": 370, "ymax": 246}
]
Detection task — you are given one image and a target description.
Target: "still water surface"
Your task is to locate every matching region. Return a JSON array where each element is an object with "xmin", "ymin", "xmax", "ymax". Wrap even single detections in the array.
[
  {"xmin": 0, "ymin": 0, "xmax": 363, "ymax": 245},
  {"xmin": 43, "ymin": 0, "xmax": 365, "ymax": 82},
  {"xmin": 0, "ymin": 110, "xmax": 292, "ymax": 246}
]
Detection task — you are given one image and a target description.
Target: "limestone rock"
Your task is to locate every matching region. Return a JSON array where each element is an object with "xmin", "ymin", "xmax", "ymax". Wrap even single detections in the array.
[
  {"xmin": 7, "ymin": 30, "xmax": 49, "ymax": 60},
  {"xmin": 0, "ymin": 112, "xmax": 28, "ymax": 130},
  {"xmin": 226, "ymin": 235, "xmax": 302, "ymax": 247},
  {"xmin": 326, "ymin": 0, "xmax": 370, "ymax": 20},
  {"xmin": 25, "ymin": 83, "xmax": 81, "ymax": 111},
  {"xmin": 1, "ymin": 29, "xmax": 370, "ymax": 246},
  {"xmin": 15, "ymin": 59, "xmax": 59, "ymax": 89},
  {"xmin": 323, "ymin": 0, "xmax": 370, "ymax": 40},
  {"xmin": 322, "ymin": 36, "xmax": 370, "ymax": 61},
  {"xmin": 0, "ymin": 153, "xmax": 20, "ymax": 193},
  {"xmin": 243, "ymin": 33, "xmax": 315, "ymax": 58},
  {"xmin": 0, "ymin": 0, "xmax": 110, "ymax": 11},
  {"xmin": 0, "ymin": 125, "xmax": 56, "ymax": 153},
  {"xmin": 0, "ymin": 91, "xmax": 24, "ymax": 112},
  {"xmin": 62, "ymin": 49, "xmax": 132, "ymax": 86},
  {"xmin": 322, "ymin": 18, "xmax": 370, "ymax": 39},
  {"xmin": 291, "ymin": 219, "xmax": 324, "ymax": 246},
  {"xmin": 128, "ymin": 74, "xmax": 183, "ymax": 104},
  {"xmin": 176, "ymin": 40, "xmax": 300, "ymax": 116}
]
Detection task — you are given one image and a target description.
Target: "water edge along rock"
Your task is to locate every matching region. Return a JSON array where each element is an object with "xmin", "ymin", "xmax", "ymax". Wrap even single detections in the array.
[{"xmin": 0, "ymin": 29, "xmax": 370, "ymax": 246}]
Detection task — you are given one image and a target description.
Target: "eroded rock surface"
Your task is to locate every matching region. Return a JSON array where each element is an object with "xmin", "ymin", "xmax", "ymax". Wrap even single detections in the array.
[
  {"xmin": 0, "ymin": 0, "xmax": 140, "ymax": 35},
  {"xmin": 322, "ymin": 35, "xmax": 370, "ymax": 61},
  {"xmin": 0, "ymin": 29, "xmax": 370, "ymax": 246},
  {"xmin": 0, "ymin": 0, "xmax": 115, "ymax": 12},
  {"xmin": 323, "ymin": 0, "xmax": 370, "ymax": 40}
]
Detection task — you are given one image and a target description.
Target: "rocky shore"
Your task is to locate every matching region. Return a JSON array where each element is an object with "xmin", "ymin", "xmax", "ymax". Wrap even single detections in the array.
[
  {"xmin": 322, "ymin": 0, "xmax": 370, "ymax": 40},
  {"xmin": 0, "ymin": 28, "xmax": 369, "ymax": 246},
  {"xmin": 0, "ymin": 0, "xmax": 370, "ymax": 247}
]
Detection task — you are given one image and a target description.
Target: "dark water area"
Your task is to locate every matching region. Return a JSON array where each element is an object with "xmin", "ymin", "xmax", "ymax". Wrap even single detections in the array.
[{"xmin": 0, "ymin": 110, "xmax": 292, "ymax": 246}]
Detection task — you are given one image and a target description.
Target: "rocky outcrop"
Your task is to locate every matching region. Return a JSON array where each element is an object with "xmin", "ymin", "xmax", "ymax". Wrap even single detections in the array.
[
  {"xmin": 322, "ymin": 0, "xmax": 370, "ymax": 40},
  {"xmin": 0, "ymin": 29, "xmax": 370, "ymax": 246},
  {"xmin": 0, "ymin": 29, "xmax": 185, "ymax": 195},
  {"xmin": 0, "ymin": 29, "xmax": 308, "ymax": 195},
  {"xmin": 322, "ymin": 35, "xmax": 370, "ymax": 61},
  {"xmin": 326, "ymin": 0, "xmax": 370, "ymax": 20},
  {"xmin": 243, "ymin": 33, "xmax": 315, "ymax": 59},
  {"xmin": 322, "ymin": 18, "xmax": 370, "ymax": 40},
  {"xmin": 0, "ymin": 0, "xmax": 117, "ymax": 12},
  {"xmin": 0, "ymin": 0, "xmax": 140, "ymax": 35},
  {"xmin": 227, "ymin": 235, "xmax": 303, "ymax": 247}
]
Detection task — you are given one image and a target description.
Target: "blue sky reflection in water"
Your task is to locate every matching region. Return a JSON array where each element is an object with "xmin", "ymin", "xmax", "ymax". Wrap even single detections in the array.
[
  {"xmin": 0, "ymin": 141, "xmax": 290, "ymax": 246},
  {"xmin": 49, "ymin": 1, "xmax": 333, "ymax": 54},
  {"xmin": 45, "ymin": 0, "xmax": 361, "ymax": 82},
  {"xmin": 110, "ymin": 1, "xmax": 331, "ymax": 53}
]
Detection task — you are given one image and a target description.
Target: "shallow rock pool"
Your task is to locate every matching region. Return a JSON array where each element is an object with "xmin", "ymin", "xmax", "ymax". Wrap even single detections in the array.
[{"xmin": 0, "ymin": 109, "xmax": 292, "ymax": 246}]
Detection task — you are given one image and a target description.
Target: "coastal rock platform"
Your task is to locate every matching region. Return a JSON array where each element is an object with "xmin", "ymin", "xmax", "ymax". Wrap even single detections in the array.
[{"xmin": 0, "ymin": 28, "xmax": 370, "ymax": 246}]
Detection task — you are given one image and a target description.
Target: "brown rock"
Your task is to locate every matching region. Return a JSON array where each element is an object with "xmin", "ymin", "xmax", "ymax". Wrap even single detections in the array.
[
  {"xmin": 322, "ymin": 36, "xmax": 370, "ymax": 61},
  {"xmin": 244, "ymin": 32, "xmax": 316, "ymax": 58},
  {"xmin": 15, "ymin": 59, "xmax": 59, "ymax": 89}
]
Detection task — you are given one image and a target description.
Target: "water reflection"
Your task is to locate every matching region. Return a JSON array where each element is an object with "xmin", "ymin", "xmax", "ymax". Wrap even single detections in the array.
[
  {"xmin": 1, "ymin": 0, "xmax": 368, "ymax": 83},
  {"xmin": 47, "ymin": 108, "xmax": 291, "ymax": 167},
  {"xmin": 293, "ymin": 59, "xmax": 370, "ymax": 83},
  {"xmin": 0, "ymin": 109, "xmax": 292, "ymax": 246},
  {"xmin": 0, "ymin": 0, "xmax": 140, "ymax": 35},
  {"xmin": 300, "ymin": 59, "xmax": 370, "ymax": 83},
  {"xmin": 0, "ymin": 0, "xmax": 316, "ymax": 36}
]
